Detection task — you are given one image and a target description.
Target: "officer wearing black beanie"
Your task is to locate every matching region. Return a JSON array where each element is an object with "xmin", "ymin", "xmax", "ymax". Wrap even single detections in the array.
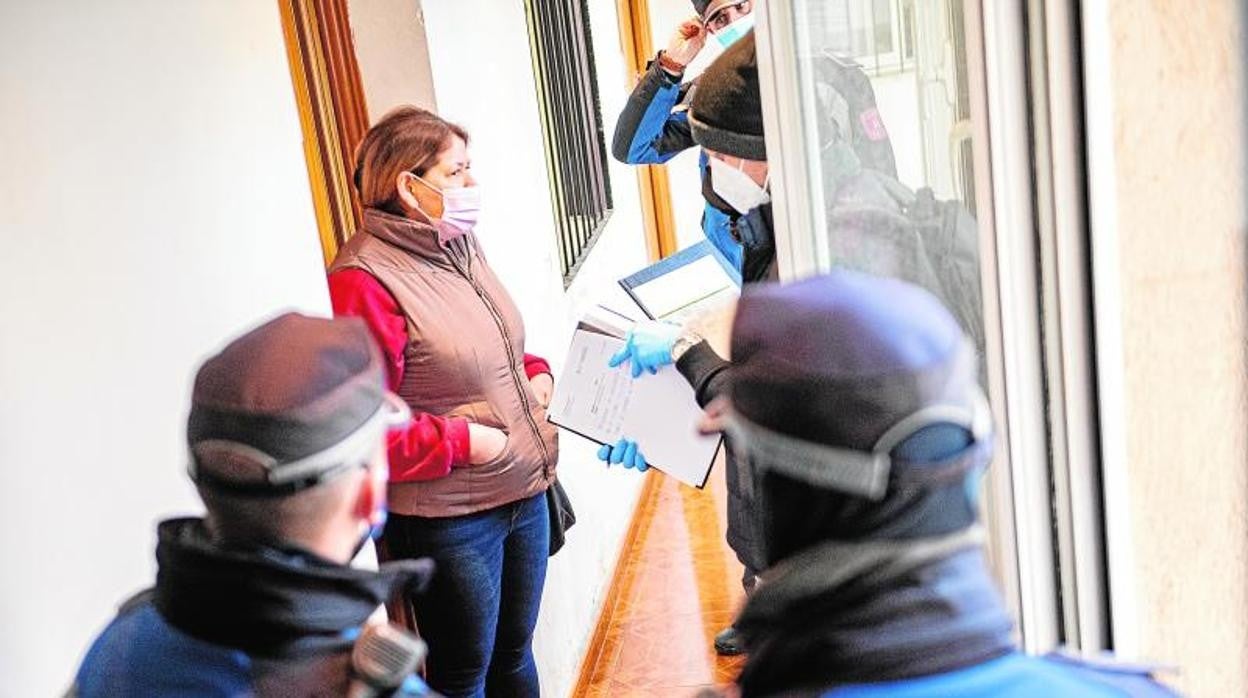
[
  {"xmin": 73, "ymin": 314, "xmax": 436, "ymax": 696},
  {"xmin": 609, "ymin": 0, "xmax": 764, "ymax": 276},
  {"xmin": 606, "ymin": 1, "xmax": 774, "ymax": 658},
  {"xmin": 689, "ymin": 33, "xmax": 776, "ymax": 284}
]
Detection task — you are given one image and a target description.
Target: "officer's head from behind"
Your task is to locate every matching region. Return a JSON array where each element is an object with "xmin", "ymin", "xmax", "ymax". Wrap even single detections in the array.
[
  {"xmin": 698, "ymin": 270, "xmax": 1008, "ymax": 694},
  {"xmin": 709, "ymin": 271, "xmax": 991, "ymax": 568},
  {"xmin": 703, "ymin": 273, "xmax": 1179, "ymax": 698},
  {"xmin": 73, "ymin": 313, "xmax": 436, "ymax": 698},
  {"xmin": 187, "ymin": 312, "xmax": 409, "ymax": 563}
]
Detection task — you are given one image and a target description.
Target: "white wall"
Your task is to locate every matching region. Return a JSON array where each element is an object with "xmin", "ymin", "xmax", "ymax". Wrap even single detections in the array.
[
  {"xmin": 0, "ymin": 1, "xmax": 330, "ymax": 694},
  {"xmin": 421, "ymin": 1, "xmax": 653, "ymax": 695},
  {"xmin": 349, "ymin": 0, "xmax": 438, "ymax": 116}
]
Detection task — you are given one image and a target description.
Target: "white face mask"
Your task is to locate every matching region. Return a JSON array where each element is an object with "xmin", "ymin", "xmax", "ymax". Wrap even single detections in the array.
[
  {"xmin": 714, "ymin": 12, "xmax": 755, "ymax": 49},
  {"xmin": 411, "ymin": 173, "xmax": 482, "ymax": 240},
  {"xmin": 709, "ymin": 156, "xmax": 770, "ymax": 215}
]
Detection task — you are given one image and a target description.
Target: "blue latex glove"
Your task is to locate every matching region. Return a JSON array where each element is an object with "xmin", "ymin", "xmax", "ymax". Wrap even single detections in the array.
[
  {"xmin": 596, "ymin": 438, "xmax": 649, "ymax": 471},
  {"xmin": 607, "ymin": 321, "xmax": 681, "ymax": 378}
]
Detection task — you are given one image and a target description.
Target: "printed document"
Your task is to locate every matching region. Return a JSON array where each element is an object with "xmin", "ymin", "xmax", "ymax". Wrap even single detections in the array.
[{"xmin": 546, "ymin": 328, "xmax": 720, "ymax": 488}]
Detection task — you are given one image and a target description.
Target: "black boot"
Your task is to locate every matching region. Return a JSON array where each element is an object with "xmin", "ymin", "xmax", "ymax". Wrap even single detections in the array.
[{"xmin": 714, "ymin": 625, "xmax": 745, "ymax": 656}]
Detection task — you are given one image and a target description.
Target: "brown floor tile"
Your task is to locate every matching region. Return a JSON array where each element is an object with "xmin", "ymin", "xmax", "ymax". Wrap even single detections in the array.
[{"xmin": 574, "ymin": 467, "xmax": 747, "ymax": 696}]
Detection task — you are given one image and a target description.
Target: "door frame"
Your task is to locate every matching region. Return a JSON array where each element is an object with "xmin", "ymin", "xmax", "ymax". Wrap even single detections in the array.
[
  {"xmin": 278, "ymin": 0, "xmax": 370, "ymax": 266},
  {"xmin": 615, "ymin": 0, "xmax": 679, "ymax": 261}
]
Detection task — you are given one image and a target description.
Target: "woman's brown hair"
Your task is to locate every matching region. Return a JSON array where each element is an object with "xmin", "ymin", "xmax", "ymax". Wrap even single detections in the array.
[{"xmin": 353, "ymin": 105, "xmax": 469, "ymax": 216}]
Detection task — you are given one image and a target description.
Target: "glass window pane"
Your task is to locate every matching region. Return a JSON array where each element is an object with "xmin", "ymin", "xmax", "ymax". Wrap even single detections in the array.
[
  {"xmin": 772, "ymin": 0, "xmax": 1026, "ymax": 638},
  {"xmin": 790, "ymin": 0, "xmax": 986, "ymax": 358},
  {"xmin": 872, "ymin": 0, "xmax": 894, "ymax": 54}
]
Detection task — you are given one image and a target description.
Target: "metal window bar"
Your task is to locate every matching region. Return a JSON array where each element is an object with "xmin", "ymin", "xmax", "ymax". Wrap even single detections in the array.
[
  {"xmin": 523, "ymin": 6, "xmax": 572, "ymax": 271},
  {"xmin": 530, "ymin": 0, "xmax": 579, "ymax": 272},
  {"xmin": 569, "ymin": 0, "xmax": 613, "ymax": 219},
  {"xmin": 562, "ymin": 0, "xmax": 598, "ymax": 264},
  {"xmin": 549, "ymin": 0, "xmax": 589, "ymax": 261},
  {"xmin": 524, "ymin": 0, "xmax": 614, "ymax": 283}
]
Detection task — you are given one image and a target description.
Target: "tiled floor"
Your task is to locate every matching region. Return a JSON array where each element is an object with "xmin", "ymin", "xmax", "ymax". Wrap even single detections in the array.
[{"xmin": 576, "ymin": 463, "xmax": 748, "ymax": 697}]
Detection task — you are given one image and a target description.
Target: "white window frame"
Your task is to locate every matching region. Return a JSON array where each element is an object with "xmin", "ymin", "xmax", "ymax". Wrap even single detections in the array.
[
  {"xmin": 1080, "ymin": 0, "xmax": 1137, "ymax": 656},
  {"xmin": 1027, "ymin": 0, "xmax": 1111, "ymax": 653}
]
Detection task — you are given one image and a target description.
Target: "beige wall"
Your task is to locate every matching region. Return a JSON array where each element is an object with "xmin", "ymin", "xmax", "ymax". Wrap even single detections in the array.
[
  {"xmin": 1095, "ymin": 2, "xmax": 1247, "ymax": 695},
  {"xmin": 349, "ymin": 0, "xmax": 437, "ymax": 118}
]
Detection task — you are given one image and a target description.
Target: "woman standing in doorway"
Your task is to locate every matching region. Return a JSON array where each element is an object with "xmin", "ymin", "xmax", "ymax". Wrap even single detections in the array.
[{"xmin": 328, "ymin": 105, "xmax": 559, "ymax": 697}]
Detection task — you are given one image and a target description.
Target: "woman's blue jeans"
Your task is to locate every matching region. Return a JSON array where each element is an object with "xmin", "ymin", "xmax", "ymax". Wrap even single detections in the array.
[{"xmin": 384, "ymin": 492, "xmax": 549, "ymax": 698}]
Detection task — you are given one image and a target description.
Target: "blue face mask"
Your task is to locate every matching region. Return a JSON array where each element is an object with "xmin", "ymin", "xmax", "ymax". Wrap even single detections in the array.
[
  {"xmin": 714, "ymin": 12, "xmax": 755, "ymax": 49},
  {"xmin": 369, "ymin": 509, "xmax": 389, "ymax": 541},
  {"xmin": 351, "ymin": 508, "xmax": 389, "ymax": 560}
]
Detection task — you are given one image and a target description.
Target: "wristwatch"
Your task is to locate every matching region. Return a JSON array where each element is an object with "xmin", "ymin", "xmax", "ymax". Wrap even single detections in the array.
[{"xmin": 671, "ymin": 329, "xmax": 703, "ymax": 362}]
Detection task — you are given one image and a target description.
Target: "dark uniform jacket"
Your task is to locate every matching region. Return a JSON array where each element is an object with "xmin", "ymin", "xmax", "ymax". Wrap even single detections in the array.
[{"xmin": 73, "ymin": 518, "xmax": 435, "ymax": 697}]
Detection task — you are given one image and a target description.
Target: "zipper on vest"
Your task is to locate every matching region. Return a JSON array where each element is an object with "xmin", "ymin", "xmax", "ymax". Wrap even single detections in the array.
[{"xmin": 446, "ymin": 244, "xmax": 553, "ymax": 474}]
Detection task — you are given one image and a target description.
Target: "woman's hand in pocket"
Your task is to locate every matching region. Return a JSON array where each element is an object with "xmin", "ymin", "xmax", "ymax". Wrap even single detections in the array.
[
  {"xmin": 467, "ymin": 423, "xmax": 508, "ymax": 465},
  {"xmin": 529, "ymin": 373, "xmax": 554, "ymax": 407}
]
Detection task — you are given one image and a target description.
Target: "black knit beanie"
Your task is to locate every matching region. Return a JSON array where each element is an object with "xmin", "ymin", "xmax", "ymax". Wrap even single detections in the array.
[{"xmin": 689, "ymin": 32, "xmax": 765, "ymax": 160}]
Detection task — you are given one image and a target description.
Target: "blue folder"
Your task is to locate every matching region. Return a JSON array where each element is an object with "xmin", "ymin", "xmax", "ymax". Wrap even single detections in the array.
[{"xmin": 618, "ymin": 240, "xmax": 742, "ymax": 320}]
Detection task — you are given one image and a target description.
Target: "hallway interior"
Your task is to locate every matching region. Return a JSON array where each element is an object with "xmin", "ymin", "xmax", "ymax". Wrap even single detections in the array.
[{"xmin": 576, "ymin": 462, "xmax": 747, "ymax": 696}]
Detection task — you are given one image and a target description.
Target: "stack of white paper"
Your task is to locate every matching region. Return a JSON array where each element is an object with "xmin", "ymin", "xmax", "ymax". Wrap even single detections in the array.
[{"xmin": 546, "ymin": 328, "xmax": 720, "ymax": 488}]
